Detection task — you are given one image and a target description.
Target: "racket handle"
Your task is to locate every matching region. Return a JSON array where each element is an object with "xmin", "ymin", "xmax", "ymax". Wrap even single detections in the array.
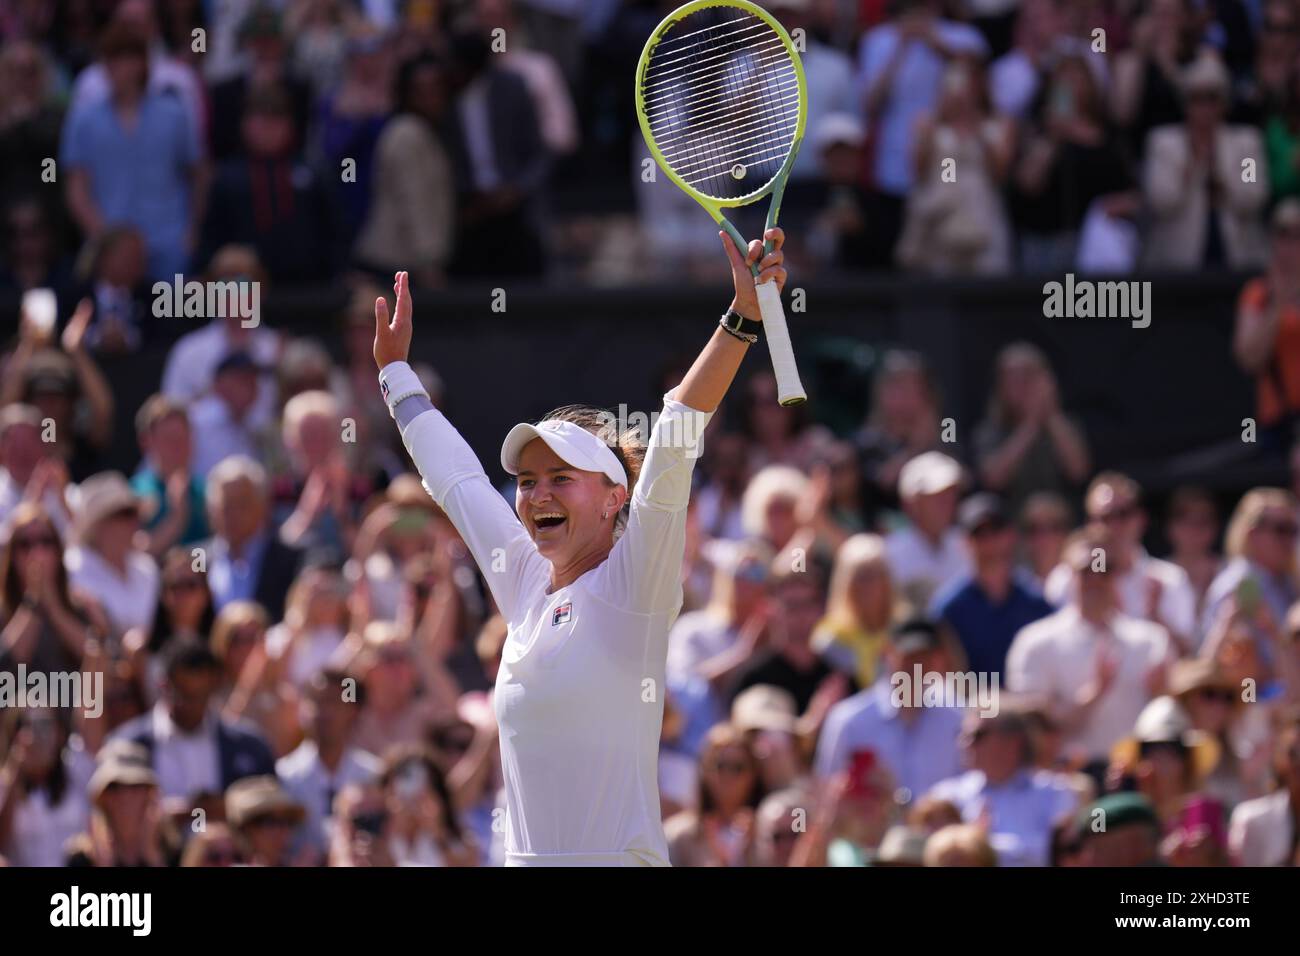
[{"xmin": 755, "ymin": 280, "xmax": 806, "ymax": 406}]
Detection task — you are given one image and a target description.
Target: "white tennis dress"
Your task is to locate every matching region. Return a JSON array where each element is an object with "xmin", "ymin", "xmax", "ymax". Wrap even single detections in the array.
[{"xmin": 387, "ymin": 368, "xmax": 712, "ymax": 866}]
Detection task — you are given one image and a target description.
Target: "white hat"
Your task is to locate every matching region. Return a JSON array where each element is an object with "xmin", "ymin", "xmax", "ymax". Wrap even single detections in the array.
[
  {"xmin": 813, "ymin": 112, "xmax": 866, "ymax": 153},
  {"xmin": 898, "ymin": 451, "xmax": 962, "ymax": 499},
  {"xmin": 501, "ymin": 419, "xmax": 628, "ymax": 487}
]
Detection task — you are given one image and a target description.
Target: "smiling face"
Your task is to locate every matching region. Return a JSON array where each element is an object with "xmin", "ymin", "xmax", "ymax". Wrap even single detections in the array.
[{"xmin": 515, "ymin": 437, "xmax": 625, "ymax": 566}]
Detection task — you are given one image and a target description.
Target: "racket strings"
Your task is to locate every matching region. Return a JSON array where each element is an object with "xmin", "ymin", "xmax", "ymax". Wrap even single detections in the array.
[{"xmin": 641, "ymin": 8, "xmax": 800, "ymax": 202}]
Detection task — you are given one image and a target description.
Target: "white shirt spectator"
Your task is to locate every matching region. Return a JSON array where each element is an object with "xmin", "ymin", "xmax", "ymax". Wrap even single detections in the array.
[
  {"xmin": 160, "ymin": 319, "xmax": 280, "ymax": 420},
  {"xmin": 1, "ymin": 745, "xmax": 93, "ymax": 866},
  {"xmin": 188, "ymin": 394, "xmax": 264, "ymax": 477},
  {"xmin": 1044, "ymin": 549, "xmax": 1198, "ymax": 650},
  {"xmin": 0, "ymin": 469, "xmax": 73, "ymax": 539},
  {"xmin": 1228, "ymin": 789, "xmax": 1294, "ymax": 866},
  {"xmin": 146, "ymin": 705, "xmax": 222, "ymax": 800},
  {"xmin": 277, "ymin": 739, "xmax": 382, "ymax": 855},
  {"xmin": 885, "ymin": 525, "xmax": 972, "ymax": 608},
  {"xmin": 265, "ymin": 624, "xmax": 348, "ymax": 689},
  {"xmin": 1006, "ymin": 606, "xmax": 1171, "ymax": 763},
  {"xmin": 65, "ymin": 544, "xmax": 160, "ymax": 638}
]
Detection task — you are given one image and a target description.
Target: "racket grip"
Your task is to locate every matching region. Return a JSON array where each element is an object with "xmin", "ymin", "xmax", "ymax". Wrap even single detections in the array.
[{"xmin": 755, "ymin": 280, "xmax": 806, "ymax": 406}]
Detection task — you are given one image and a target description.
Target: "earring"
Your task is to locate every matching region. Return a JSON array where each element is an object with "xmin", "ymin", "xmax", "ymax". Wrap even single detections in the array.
[{"xmin": 602, "ymin": 511, "xmax": 608, "ymax": 520}]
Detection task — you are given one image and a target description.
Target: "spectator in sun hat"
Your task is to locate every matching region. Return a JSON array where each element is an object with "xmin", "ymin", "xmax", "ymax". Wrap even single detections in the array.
[
  {"xmin": 926, "ymin": 708, "xmax": 1078, "ymax": 866},
  {"xmin": 1108, "ymin": 695, "xmax": 1226, "ymax": 864},
  {"xmin": 803, "ymin": 112, "xmax": 873, "ymax": 270},
  {"xmin": 1072, "ymin": 791, "xmax": 1163, "ymax": 867},
  {"xmin": 815, "ymin": 618, "xmax": 964, "ymax": 802},
  {"xmin": 1169, "ymin": 656, "xmax": 1269, "ymax": 810},
  {"xmin": 64, "ymin": 471, "xmax": 160, "ymax": 640},
  {"xmin": 1006, "ymin": 531, "xmax": 1173, "ymax": 777},
  {"xmin": 931, "ymin": 492, "xmax": 1054, "ymax": 679},
  {"xmin": 871, "ymin": 824, "xmax": 928, "ymax": 866},
  {"xmin": 64, "ymin": 741, "xmax": 164, "ymax": 867},
  {"xmin": 225, "ymin": 774, "xmax": 307, "ymax": 866},
  {"xmin": 732, "ymin": 685, "xmax": 806, "ymax": 794},
  {"xmin": 885, "ymin": 451, "xmax": 970, "ymax": 612}
]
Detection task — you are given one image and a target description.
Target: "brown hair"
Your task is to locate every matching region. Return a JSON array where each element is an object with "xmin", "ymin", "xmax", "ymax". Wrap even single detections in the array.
[
  {"xmin": 210, "ymin": 600, "xmax": 270, "ymax": 662},
  {"xmin": 135, "ymin": 393, "xmax": 188, "ymax": 439},
  {"xmin": 0, "ymin": 504, "xmax": 71, "ymax": 618},
  {"xmin": 695, "ymin": 723, "xmax": 764, "ymax": 817}
]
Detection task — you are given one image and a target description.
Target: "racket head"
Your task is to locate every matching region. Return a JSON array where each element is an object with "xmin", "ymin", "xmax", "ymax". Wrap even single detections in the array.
[{"xmin": 635, "ymin": 0, "xmax": 807, "ymax": 220}]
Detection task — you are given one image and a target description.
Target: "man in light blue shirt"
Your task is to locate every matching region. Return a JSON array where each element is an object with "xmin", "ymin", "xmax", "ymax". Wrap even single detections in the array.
[
  {"xmin": 815, "ymin": 619, "xmax": 964, "ymax": 802},
  {"xmin": 61, "ymin": 23, "xmax": 205, "ymax": 281},
  {"xmin": 857, "ymin": 0, "xmax": 988, "ymax": 195},
  {"xmin": 927, "ymin": 708, "xmax": 1078, "ymax": 866}
]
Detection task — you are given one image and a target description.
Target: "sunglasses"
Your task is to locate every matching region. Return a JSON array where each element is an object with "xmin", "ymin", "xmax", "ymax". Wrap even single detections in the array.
[
  {"xmin": 970, "ymin": 521, "xmax": 1008, "ymax": 538},
  {"xmin": 1194, "ymin": 688, "xmax": 1236, "ymax": 704},
  {"xmin": 203, "ymin": 849, "xmax": 237, "ymax": 865},
  {"xmin": 13, "ymin": 534, "xmax": 58, "ymax": 552},
  {"xmin": 1024, "ymin": 521, "xmax": 1067, "ymax": 536},
  {"xmin": 1138, "ymin": 740, "xmax": 1187, "ymax": 760},
  {"xmin": 1095, "ymin": 504, "xmax": 1138, "ymax": 524},
  {"xmin": 248, "ymin": 815, "xmax": 296, "ymax": 830},
  {"xmin": 1256, "ymin": 519, "xmax": 1299, "ymax": 537},
  {"xmin": 711, "ymin": 759, "xmax": 753, "ymax": 776},
  {"xmin": 165, "ymin": 578, "xmax": 204, "ymax": 592}
]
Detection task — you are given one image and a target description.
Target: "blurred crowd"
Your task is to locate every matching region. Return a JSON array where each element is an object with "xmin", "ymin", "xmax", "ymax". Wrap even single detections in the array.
[
  {"xmin": 9, "ymin": 0, "xmax": 1300, "ymax": 291},
  {"xmin": 2, "ymin": 305, "xmax": 1300, "ymax": 867},
  {"xmin": 3, "ymin": 0, "xmax": 1300, "ymax": 869}
]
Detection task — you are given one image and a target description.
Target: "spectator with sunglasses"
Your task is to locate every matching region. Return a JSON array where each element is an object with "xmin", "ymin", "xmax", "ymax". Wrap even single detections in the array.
[
  {"xmin": 1045, "ymin": 472, "xmax": 1198, "ymax": 654},
  {"xmin": 1017, "ymin": 491, "xmax": 1073, "ymax": 591},
  {"xmin": 1170, "ymin": 658, "xmax": 1271, "ymax": 811},
  {"xmin": 1201, "ymin": 487, "xmax": 1299, "ymax": 666},
  {"xmin": 1164, "ymin": 486, "xmax": 1224, "ymax": 620},
  {"xmin": 179, "ymin": 822, "xmax": 241, "ymax": 867},
  {"xmin": 224, "ymin": 775, "xmax": 307, "ymax": 866},
  {"xmin": 278, "ymin": 666, "xmax": 382, "ymax": 865},
  {"xmin": 665, "ymin": 724, "xmax": 765, "ymax": 867},
  {"xmin": 932, "ymin": 494, "xmax": 1054, "ymax": 678},
  {"xmin": 0, "ymin": 707, "xmax": 94, "ymax": 867},
  {"xmin": 0, "ymin": 503, "xmax": 99, "ymax": 676}
]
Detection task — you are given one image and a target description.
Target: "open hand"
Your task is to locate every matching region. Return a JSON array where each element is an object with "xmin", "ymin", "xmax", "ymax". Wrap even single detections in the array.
[{"xmin": 374, "ymin": 271, "xmax": 413, "ymax": 369}]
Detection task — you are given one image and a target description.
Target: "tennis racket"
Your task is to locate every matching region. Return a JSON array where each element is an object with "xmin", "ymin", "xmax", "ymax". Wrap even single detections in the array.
[{"xmin": 636, "ymin": 0, "xmax": 809, "ymax": 406}]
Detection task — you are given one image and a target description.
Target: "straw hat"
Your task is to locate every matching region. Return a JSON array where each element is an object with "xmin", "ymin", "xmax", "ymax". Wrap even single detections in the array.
[{"xmin": 1110, "ymin": 696, "xmax": 1220, "ymax": 780}]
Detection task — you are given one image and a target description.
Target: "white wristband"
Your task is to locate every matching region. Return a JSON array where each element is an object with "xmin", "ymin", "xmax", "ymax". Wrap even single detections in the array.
[{"xmin": 378, "ymin": 361, "xmax": 428, "ymax": 411}]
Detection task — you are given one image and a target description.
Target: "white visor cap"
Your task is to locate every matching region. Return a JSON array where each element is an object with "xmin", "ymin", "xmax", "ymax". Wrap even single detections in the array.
[{"xmin": 500, "ymin": 419, "xmax": 628, "ymax": 488}]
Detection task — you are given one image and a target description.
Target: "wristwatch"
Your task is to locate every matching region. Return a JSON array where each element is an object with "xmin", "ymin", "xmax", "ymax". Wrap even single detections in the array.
[{"xmin": 719, "ymin": 308, "xmax": 760, "ymax": 344}]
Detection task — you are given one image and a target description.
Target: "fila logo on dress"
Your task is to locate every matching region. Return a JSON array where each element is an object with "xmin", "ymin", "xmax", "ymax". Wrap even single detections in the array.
[{"xmin": 552, "ymin": 603, "xmax": 572, "ymax": 626}]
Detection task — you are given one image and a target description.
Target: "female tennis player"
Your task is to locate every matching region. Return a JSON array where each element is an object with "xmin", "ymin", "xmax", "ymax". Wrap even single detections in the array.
[{"xmin": 372, "ymin": 229, "xmax": 787, "ymax": 866}]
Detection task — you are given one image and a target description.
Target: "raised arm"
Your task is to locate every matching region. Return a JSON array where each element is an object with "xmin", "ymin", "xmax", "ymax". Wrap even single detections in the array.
[
  {"xmin": 603, "ymin": 231, "xmax": 788, "ymax": 615},
  {"xmin": 675, "ymin": 228, "xmax": 788, "ymax": 413},
  {"xmin": 374, "ymin": 273, "xmax": 546, "ymax": 621}
]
